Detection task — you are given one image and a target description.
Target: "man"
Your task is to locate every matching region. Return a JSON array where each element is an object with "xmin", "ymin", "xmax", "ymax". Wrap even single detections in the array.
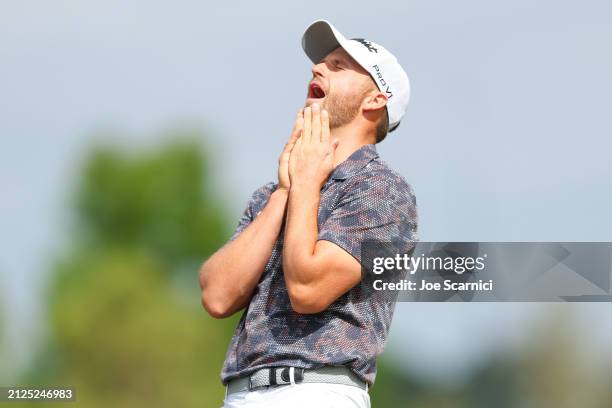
[{"xmin": 199, "ymin": 19, "xmax": 418, "ymax": 408}]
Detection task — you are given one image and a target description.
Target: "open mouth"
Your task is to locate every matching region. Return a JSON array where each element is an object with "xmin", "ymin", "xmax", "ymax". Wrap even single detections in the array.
[{"xmin": 308, "ymin": 82, "xmax": 326, "ymax": 99}]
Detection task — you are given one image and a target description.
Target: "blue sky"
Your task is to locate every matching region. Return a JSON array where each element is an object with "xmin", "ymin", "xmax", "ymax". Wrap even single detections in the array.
[{"xmin": 2, "ymin": 0, "xmax": 612, "ymax": 383}]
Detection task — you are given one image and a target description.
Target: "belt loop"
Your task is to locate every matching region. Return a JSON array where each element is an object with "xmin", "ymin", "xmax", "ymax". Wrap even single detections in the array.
[
  {"xmin": 269, "ymin": 367, "xmax": 277, "ymax": 386},
  {"xmin": 295, "ymin": 367, "xmax": 304, "ymax": 383},
  {"xmin": 289, "ymin": 367, "xmax": 296, "ymax": 385},
  {"xmin": 365, "ymin": 382, "xmax": 369, "ymax": 392}
]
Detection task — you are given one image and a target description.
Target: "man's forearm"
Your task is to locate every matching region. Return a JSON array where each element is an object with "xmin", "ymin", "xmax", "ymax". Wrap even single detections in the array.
[
  {"xmin": 200, "ymin": 188, "xmax": 288, "ymax": 318},
  {"xmin": 282, "ymin": 184, "xmax": 321, "ymax": 290}
]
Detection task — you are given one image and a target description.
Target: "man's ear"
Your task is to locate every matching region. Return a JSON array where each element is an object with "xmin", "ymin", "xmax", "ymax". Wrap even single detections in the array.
[{"xmin": 362, "ymin": 91, "xmax": 388, "ymax": 113}]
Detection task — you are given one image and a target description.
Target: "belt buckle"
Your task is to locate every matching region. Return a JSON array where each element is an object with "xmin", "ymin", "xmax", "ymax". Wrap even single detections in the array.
[
  {"xmin": 278, "ymin": 367, "xmax": 305, "ymax": 385},
  {"xmin": 248, "ymin": 367, "xmax": 306, "ymax": 391}
]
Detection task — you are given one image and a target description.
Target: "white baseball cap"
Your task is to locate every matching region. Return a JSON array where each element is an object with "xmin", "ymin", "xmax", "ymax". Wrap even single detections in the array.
[{"xmin": 301, "ymin": 19, "xmax": 411, "ymax": 132}]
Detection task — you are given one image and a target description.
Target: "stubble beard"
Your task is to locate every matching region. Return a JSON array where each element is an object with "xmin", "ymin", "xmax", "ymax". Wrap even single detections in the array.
[{"xmin": 322, "ymin": 91, "xmax": 363, "ymax": 130}]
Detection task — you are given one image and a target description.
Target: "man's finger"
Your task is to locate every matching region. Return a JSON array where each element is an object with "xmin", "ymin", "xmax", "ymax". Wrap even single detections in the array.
[
  {"xmin": 303, "ymin": 106, "xmax": 312, "ymax": 143},
  {"xmin": 289, "ymin": 109, "xmax": 304, "ymax": 140},
  {"xmin": 321, "ymin": 108, "xmax": 330, "ymax": 143},
  {"xmin": 289, "ymin": 134, "xmax": 303, "ymax": 169},
  {"xmin": 285, "ymin": 117, "xmax": 303, "ymax": 152},
  {"xmin": 282, "ymin": 110, "xmax": 304, "ymax": 155},
  {"xmin": 311, "ymin": 103, "xmax": 321, "ymax": 143},
  {"xmin": 331, "ymin": 138, "xmax": 339, "ymax": 152},
  {"xmin": 290, "ymin": 109, "xmax": 303, "ymax": 136}
]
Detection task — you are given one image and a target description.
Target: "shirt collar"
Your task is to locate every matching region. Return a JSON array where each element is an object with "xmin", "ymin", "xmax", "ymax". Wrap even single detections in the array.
[{"xmin": 330, "ymin": 144, "xmax": 379, "ymax": 181}]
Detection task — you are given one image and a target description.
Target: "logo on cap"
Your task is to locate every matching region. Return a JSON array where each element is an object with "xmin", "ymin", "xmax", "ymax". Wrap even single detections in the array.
[
  {"xmin": 373, "ymin": 65, "xmax": 393, "ymax": 99},
  {"xmin": 352, "ymin": 38, "xmax": 378, "ymax": 53}
]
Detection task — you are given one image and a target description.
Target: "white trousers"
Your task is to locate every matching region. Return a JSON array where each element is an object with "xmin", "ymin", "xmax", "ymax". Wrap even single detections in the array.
[{"xmin": 222, "ymin": 383, "xmax": 371, "ymax": 408}]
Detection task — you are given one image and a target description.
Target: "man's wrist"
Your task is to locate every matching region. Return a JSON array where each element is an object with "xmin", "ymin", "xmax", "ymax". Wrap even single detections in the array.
[
  {"xmin": 289, "ymin": 182, "xmax": 321, "ymax": 196},
  {"xmin": 273, "ymin": 186, "xmax": 290, "ymax": 197}
]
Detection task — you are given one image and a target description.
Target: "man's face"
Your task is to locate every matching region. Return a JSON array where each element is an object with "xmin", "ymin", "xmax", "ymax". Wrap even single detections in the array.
[{"xmin": 306, "ymin": 47, "xmax": 375, "ymax": 129}]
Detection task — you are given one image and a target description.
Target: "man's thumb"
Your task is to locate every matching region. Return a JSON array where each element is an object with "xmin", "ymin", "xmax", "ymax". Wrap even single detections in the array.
[{"xmin": 331, "ymin": 139, "xmax": 340, "ymax": 152}]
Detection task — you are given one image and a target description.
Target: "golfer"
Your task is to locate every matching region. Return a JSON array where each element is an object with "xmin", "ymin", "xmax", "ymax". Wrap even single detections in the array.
[{"xmin": 199, "ymin": 19, "xmax": 418, "ymax": 408}]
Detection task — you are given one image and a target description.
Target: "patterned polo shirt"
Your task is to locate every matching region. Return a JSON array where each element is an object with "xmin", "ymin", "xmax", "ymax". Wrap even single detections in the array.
[{"xmin": 220, "ymin": 144, "xmax": 418, "ymax": 386}]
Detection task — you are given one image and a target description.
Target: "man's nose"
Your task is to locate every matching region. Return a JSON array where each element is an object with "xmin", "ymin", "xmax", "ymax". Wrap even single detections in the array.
[{"xmin": 311, "ymin": 61, "xmax": 327, "ymax": 78}]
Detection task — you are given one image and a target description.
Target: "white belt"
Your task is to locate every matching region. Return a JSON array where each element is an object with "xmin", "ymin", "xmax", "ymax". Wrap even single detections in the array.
[{"xmin": 226, "ymin": 366, "xmax": 368, "ymax": 395}]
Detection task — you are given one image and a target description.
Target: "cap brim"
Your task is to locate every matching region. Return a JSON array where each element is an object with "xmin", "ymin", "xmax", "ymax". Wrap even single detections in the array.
[{"xmin": 301, "ymin": 20, "xmax": 349, "ymax": 64}]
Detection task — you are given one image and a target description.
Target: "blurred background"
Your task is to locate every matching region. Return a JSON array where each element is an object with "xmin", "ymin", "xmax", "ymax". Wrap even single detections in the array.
[{"xmin": 2, "ymin": 1, "xmax": 612, "ymax": 407}]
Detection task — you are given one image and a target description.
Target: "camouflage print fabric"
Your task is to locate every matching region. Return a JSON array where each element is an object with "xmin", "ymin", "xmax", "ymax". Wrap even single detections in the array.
[{"xmin": 220, "ymin": 144, "xmax": 418, "ymax": 386}]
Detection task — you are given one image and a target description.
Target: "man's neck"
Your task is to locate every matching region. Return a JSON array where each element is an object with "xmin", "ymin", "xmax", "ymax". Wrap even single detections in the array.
[{"xmin": 330, "ymin": 123, "xmax": 375, "ymax": 167}]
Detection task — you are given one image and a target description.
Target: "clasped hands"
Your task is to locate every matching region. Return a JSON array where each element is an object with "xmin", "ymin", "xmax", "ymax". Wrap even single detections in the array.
[{"xmin": 278, "ymin": 104, "xmax": 339, "ymax": 193}]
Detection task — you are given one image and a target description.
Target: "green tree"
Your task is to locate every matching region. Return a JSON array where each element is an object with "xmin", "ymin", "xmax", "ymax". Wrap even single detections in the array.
[
  {"xmin": 21, "ymin": 135, "xmax": 239, "ymax": 407},
  {"xmin": 514, "ymin": 307, "xmax": 610, "ymax": 408}
]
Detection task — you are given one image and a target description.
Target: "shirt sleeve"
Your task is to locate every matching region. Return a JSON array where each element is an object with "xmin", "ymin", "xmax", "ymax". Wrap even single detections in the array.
[
  {"xmin": 317, "ymin": 171, "xmax": 418, "ymax": 263},
  {"xmin": 229, "ymin": 181, "xmax": 277, "ymax": 241}
]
